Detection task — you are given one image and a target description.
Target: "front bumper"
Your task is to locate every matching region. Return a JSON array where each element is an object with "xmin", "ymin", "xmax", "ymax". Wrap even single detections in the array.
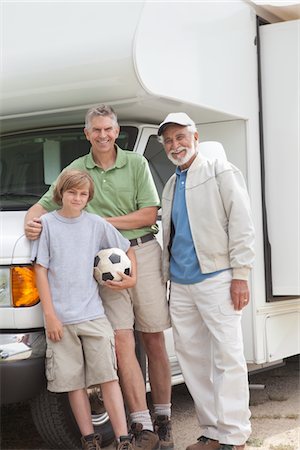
[{"xmin": 0, "ymin": 331, "xmax": 46, "ymax": 404}]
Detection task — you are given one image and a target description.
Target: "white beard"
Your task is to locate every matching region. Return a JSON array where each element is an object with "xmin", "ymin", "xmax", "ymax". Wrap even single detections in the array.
[{"xmin": 167, "ymin": 144, "xmax": 197, "ymax": 167}]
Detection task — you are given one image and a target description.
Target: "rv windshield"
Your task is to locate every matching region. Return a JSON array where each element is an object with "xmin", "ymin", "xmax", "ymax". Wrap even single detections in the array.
[{"xmin": 0, "ymin": 126, "xmax": 138, "ymax": 211}]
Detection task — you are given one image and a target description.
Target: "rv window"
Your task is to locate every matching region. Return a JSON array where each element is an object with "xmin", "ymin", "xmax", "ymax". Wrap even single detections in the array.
[
  {"xmin": 0, "ymin": 126, "xmax": 138, "ymax": 210},
  {"xmin": 143, "ymin": 135, "xmax": 175, "ymax": 199}
]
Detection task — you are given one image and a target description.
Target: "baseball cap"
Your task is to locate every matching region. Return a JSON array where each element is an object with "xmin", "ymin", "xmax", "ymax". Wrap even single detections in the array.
[{"xmin": 158, "ymin": 112, "xmax": 196, "ymax": 136}]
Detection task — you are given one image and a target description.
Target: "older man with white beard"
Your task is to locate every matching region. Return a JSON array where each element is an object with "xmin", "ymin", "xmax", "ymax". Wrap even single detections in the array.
[{"xmin": 158, "ymin": 113, "xmax": 255, "ymax": 450}]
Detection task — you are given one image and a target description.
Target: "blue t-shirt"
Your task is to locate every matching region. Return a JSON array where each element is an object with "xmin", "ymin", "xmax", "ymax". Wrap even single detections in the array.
[{"xmin": 170, "ymin": 167, "xmax": 224, "ymax": 284}]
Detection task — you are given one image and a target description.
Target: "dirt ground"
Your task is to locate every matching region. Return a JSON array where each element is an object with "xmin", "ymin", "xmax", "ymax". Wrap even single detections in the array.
[
  {"xmin": 1, "ymin": 355, "xmax": 299, "ymax": 450},
  {"xmin": 246, "ymin": 355, "xmax": 300, "ymax": 450},
  {"xmin": 167, "ymin": 355, "xmax": 300, "ymax": 450}
]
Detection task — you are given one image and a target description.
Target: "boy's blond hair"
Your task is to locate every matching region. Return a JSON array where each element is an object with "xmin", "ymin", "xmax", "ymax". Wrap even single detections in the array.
[{"xmin": 53, "ymin": 170, "xmax": 94, "ymax": 205}]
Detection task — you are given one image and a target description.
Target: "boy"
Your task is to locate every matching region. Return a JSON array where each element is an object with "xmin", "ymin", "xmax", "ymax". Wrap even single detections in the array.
[{"xmin": 31, "ymin": 169, "xmax": 137, "ymax": 450}]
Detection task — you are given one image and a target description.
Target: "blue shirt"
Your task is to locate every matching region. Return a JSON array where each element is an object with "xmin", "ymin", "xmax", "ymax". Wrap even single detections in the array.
[{"xmin": 170, "ymin": 167, "xmax": 224, "ymax": 284}]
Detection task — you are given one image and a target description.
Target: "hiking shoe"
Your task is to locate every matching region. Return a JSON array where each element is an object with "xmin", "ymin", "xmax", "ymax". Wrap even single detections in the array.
[
  {"xmin": 130, "ymin": 422, "xmax": 160, "ymax": 450},
  {"xmin": 81, "ymin": 433, "xmax": 102, "ymax": 450},
  {"xmin": 220, "ymin": 445, "xmax": 245, "ymax": 450},
  {"xmin": 186, "ymin": 435, "xmax": 220, "ymax": 450},
  {"xmin": 153, "ymin": 415, "xmax": 174, "ymax": 449},
  {"xmin": 116, "ymin": 435, "xmax": 135, "ymax": 450}
]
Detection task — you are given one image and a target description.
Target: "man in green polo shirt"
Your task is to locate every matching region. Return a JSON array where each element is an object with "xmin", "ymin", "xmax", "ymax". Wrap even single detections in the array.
[{"xmin": 24, "ymin": 105, "xmax": 173, "ymax": 450}]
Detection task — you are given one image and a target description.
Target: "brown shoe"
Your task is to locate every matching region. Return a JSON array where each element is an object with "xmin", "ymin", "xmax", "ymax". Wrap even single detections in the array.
[
  {"xmin": 130, "ymin": 422, "xmax": 160, "ymax": 450},
  {"xmin": 81, "ymin": 433, "xmax": 102, "ymax": 450},
  {"xmin": 186, "ymin": 435, "xmax": 220, "ymax": 450},
  {"xmin": 116, "ymin": 435, "xmax": 135, "ymax": 449},
  {"xmin": 219, "ymin": 445, "xmax": 245, "ymax": 450},
  {"xmin": 153, "ymin": 415, "xmax": 174, "ymax": 450}
]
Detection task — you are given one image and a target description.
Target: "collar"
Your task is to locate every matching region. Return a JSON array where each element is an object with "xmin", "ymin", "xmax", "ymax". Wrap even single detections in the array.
[
  {"xmin": 86, "ymin": 145, "xmax": 127, "ymax": 170},
  {"xmin": 188, "ymin": 150, "xmax": 207, "ymax": 172},
  {"xmin": 175, "ymin": 150, "xmax": 204, "ymax": 175},
  {"xmin": 175, "ymin": 166, "xmax": 188, "ymax": 176}
]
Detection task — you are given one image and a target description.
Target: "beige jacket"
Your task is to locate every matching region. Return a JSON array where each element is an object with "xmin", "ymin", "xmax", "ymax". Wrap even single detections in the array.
[{"xmin": 161, "ymin": 152, "xmax": 255, "ymax": 283}]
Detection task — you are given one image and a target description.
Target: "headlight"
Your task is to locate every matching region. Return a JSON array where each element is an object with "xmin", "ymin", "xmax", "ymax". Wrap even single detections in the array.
[
  {"xmin": 0, "ymin": 266, "xmax": 40, "ymax": 307},
  {"xmin": 0, "ymin": 269, "xmax": 10, "ymax": 306}
]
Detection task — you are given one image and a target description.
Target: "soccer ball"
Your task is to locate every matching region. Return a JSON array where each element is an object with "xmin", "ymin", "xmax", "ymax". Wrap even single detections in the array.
[{"xmin": 93, "ymin": 248, "xmax": 131, "ymax": 285}]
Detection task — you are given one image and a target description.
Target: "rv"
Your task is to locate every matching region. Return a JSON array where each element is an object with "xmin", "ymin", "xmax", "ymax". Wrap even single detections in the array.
[{"xmin": 1, "ymin": 1, "xmax": 299, "ymax": 448}]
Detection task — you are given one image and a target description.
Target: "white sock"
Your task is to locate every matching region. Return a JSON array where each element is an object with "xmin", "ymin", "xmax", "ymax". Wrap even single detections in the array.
[
  {"xmin": 153, "ymin": 403, "xmax": 172, "ymax": 419},
  {"xmin": 130, "ymin": 410, "xmax": 154, "ymax": 431}
]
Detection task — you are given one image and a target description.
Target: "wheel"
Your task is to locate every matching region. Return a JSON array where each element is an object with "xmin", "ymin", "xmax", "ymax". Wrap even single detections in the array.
[
  {"xmin": 30, "ymin": 387, "xmax": 114, "ymax": 449},
  {"xmin": 30, "ymin": 332, "xmax": 146, "ymax": 449}
]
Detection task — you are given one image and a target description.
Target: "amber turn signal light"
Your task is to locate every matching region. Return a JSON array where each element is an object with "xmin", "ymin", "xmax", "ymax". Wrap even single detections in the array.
[{"xmin": 12, "ymin": 266, "xmax": 40, "ymax": 307}]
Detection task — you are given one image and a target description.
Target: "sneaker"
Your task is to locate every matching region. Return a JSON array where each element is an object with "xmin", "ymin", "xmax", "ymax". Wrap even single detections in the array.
[
  {"xmin": 153, "ymin": 415, "xmax": 174, "ymax": 450},
  {"xmin": 186, "ymin": 435, "xmax": 220, "ymax": 450},
  {"xmin": 81, "ymin": 433, "xmax": 102, "ymax": 450},
  {"xmin": 130, "ymin": 422, "xmax": 160, "ymax": 450},
  {"xmin": 116, "ymin": 435, "xmax": 135, "ymax": 450}
]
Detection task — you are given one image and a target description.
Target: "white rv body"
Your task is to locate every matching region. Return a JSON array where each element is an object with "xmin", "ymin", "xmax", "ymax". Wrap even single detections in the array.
[{"xmin": 0, "ymin": 1, "xmax": 299, "ymax": 447}]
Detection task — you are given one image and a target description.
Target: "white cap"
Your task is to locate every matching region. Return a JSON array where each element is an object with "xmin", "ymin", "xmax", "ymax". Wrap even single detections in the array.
[{"xmin": 158, "ymin": 112, "xmax": 195, "ymax": 136}]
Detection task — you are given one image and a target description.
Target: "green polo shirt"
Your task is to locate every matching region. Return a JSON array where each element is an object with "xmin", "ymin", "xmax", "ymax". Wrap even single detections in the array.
[{"xmin": 38, "ymin": 146, "xmax": 160, "ymax": 240}]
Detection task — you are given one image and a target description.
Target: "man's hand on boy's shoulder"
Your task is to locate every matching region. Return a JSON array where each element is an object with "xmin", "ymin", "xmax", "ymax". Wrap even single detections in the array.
[
  {"xmin": 104, "ymin": 272, "xmax": 136, "ymax": 290},
  {"xmin": 24, "ymin": 203, "xmax": 48, "ymax": 240},
  {"xmin": 25, "ymin": 217, "xmax": 43, "ymax": 240}
]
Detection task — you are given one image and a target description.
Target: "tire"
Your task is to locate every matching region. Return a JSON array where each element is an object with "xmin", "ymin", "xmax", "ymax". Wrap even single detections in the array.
[
  {"xmin": 30, "ymin": 333, "xmax": 146, "ymax": 449},
  {"xmin": 30, "ymin": 387, "xmax": 114, "ymax": 449}
]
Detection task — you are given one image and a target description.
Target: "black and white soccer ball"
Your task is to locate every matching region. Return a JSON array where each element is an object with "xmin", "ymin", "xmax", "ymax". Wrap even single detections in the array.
[{"xmin": 93, "ymin": 248, "xmax": 131, "ymax": 285}]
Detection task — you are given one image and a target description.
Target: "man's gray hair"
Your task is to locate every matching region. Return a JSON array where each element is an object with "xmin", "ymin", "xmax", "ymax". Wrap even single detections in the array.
[
  {"xmin": 157, "ymin": 124, "xmax": 198, "ymax": 144},
  {"xmin": 85, "ymin": 104, "xmax": 119, "ymax": 129}
]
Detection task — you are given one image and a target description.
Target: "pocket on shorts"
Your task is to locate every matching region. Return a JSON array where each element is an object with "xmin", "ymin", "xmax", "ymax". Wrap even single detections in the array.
[
  {"xmin": 110, "ymin": 339, "xmax": 117, "ymax": 372},
  {"xmin": 45, "ymin": 348, "xmax": 55, "ymax": 381},
  {"xmin": 218, "ymin": 302, "xmax": 242, "ymax": 316}
]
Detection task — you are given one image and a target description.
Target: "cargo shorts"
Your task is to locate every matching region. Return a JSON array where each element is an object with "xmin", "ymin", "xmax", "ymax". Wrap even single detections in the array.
[
  {"xmin": 45, "ymin": 317, "xmax": 118, "ymax": 393},
  {"xmin": 100, "ymin": 238, "xmax": 171, "ymax": 333}
]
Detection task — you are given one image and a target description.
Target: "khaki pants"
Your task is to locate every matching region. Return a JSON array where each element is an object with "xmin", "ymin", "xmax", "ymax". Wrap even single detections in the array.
[{"xmin": 169, "ymin": 270, "xmax": 251, "ymax": 445}]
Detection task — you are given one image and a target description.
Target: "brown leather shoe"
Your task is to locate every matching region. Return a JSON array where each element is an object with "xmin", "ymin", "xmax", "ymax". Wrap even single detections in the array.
[
  {"xmin": 186, "ymin": 435, "xmax": 220, "ymax": 450},
  {"xmin": 130, "ymin": 423, "xmax": 160, "ymax": 450},
  {"xmin": 219, "ymin": 445, "xmax": 245, "ymax": 450},
  {"xmin": 116, "ymin": 435, "xmax": 135, "ymax": 450},
  {"xmin": 81, "ymin": 433, "xmax": 102, "ymax": 450}
]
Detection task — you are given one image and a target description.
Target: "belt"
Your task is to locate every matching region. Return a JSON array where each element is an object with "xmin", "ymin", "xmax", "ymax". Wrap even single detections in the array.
[{"xmin": 129, "ymin": 233, "xmax": 155, "ymax": 247}]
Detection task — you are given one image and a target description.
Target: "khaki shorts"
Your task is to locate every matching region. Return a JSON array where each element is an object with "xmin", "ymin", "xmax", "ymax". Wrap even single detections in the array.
[
  {"xmin": 45, "ymin": 317, "xmax": 118, "ymax": 393},
  {"xmin": 100, "ymin": 239, "xmax": 171, "ymax": 333}
]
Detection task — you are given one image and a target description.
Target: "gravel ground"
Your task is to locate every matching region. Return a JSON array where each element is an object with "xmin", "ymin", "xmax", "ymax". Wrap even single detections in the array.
[{"xmin": 1, "ymin": 355, "xmax": 299, "ymax": 450}]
